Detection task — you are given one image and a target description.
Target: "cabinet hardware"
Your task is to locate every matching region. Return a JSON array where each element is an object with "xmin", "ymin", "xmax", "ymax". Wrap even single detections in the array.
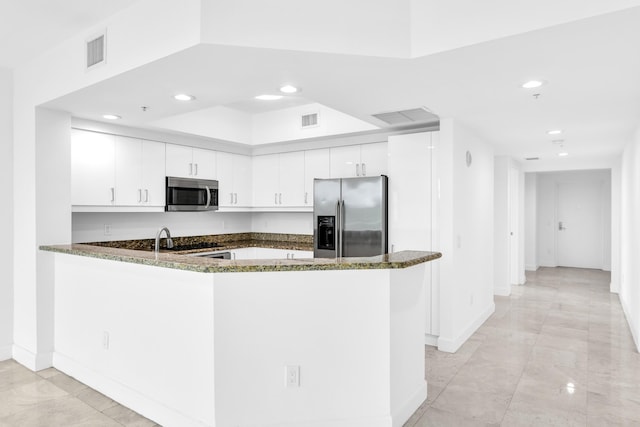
[
  {"xmin": 279, "ymin": 193, "xmax": 282, "ymax": 205},
  {"xmin": 110, "ymin": 187, "xmax": 115, "ymax": 203},
  {"xmin": 230, "ymin": 193, "xmax": 234, "ymax": 204},
  {"xmin": 189, "ymin": 163, "xmax": 193, "ymax": 175},
  {"xmin": 194, "ymin": 163, "xmax": 198, "ymax": 176},
  {"xmin": 234, "ymin": 193, "xmax": 238, "ymax": 204},
  {"xmin": 138, "ymin": 189, "xmax": 142, "ymax": 203},
  {"xmin": 356, "ymin": 163, "xmax": 360, "ymax": 176},
  {"xmin": 145, "ymin": 189, "xmax": 149, "ymax": 202},
  {"xmin": 275, "ymin": 193, "xmax": 278, "ymax": 204},
  {"xmin": 362, "ymin": 163, "xmax": 367, "ymax": 176},
  {"xmin": 304, "ymin": 192, "xmax": 308, "ymax": 204}
]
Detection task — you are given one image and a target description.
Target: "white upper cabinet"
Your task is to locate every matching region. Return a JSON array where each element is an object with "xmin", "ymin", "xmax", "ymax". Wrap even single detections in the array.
[
  {"xmin": 304, "ymin": 149, "xmax": 330, "ymax": 206},
  {"xmin": 115, "ymin": 136, "xmax": 166, "ymax": 207},
  {"xmin": 71, "ymin": 129, "xmax": 116, "ymax": 206},
  {"xmin": 252, "ymin": 152, "xmax": 305, "ymax": 207},
  {"xmin": 217, "ymin": 152, "xmax": 252, "ymax": 207},
  {"xmin": 72, "ymin": 130, "xmax": 166, "ymax": 210},
  {"xmin": 329, "ymin": 142, "xmax": 388, "ymax": 178},
  {"xmin": 165, "ymin": 144, "xmax": 216, "ymax": 180}
]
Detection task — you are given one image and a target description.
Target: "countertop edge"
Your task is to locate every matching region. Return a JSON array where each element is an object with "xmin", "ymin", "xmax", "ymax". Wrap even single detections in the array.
[{"xmin": 40, "ymin": 244, "xmax": 442, "ymax": 273}]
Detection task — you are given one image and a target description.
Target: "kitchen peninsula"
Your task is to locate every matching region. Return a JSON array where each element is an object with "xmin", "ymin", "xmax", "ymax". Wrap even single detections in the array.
[{"xmin": 40, "ymin": 234, "xmax": 441, "ymax": 427}]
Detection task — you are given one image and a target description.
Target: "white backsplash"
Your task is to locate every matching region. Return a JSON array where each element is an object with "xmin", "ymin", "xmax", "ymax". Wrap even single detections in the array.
[{"xmin": 72, "ymin": 211, "xmax": 313, "ymax": 243}]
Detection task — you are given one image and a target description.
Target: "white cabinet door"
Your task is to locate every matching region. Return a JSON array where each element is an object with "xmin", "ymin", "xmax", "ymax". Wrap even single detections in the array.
[
  {"xmin": 330, "ymin": 145, "xmax": 361, "ymax": 178},
  {"xmin": 278, "ymin": 151, "xmax": 305, "ymax": 207},
  {"xmin": 165, "ymin": 144, "xmax": 194, "ymax": 178},
  {"xmin": 252, "ymin": 154, "xmax": 279, "ymax": 207},
  {"xmin": 216, "ymin": 152, "xmax": 234, "ymax": 207},
  {"xmin": 115, "ymin": 136, "xmax": 143, "ymax": 206},
  {"xmin": 360, "ymin": 142, "xmax": 388, "ymax": 177},
  {"xmin": 304, "ymin": 149, "xmax": 330, "ymax": 206},
  {"xmin": 141, "ymin": 140, "xmax": 166, "ymax": 206},
  {"xmin": 231, "ymin": 247, "xmax": 255, "ymax": 260},
  {"xmin": 217, "ymin": 152, "xmax": 252, "ymax": 207},
  {"xmin": 71, "ymin": 129, "xmax": 115, "ymax": 206},
  {"xmin": 192, "ymin": 148, "xmax": 216, "ymax": 180},
  {"xmin": 232, "ymin": 154, "xmax": 252, "ymax": 207},
  {"xmin": 387, "ymin": 131, "xmax": 436, "ymax": 336}
]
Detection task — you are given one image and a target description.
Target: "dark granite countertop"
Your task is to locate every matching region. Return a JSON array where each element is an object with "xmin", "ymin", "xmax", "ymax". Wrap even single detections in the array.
[{"xmin": 39, "ymin": 233, "xmax": 442, "ymax": 273}]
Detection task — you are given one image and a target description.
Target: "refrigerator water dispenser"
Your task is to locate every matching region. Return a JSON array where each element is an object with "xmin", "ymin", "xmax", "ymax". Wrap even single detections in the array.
[{"xmin": 317, "ymin": 216, "xmax": 335, "ymax": 250}]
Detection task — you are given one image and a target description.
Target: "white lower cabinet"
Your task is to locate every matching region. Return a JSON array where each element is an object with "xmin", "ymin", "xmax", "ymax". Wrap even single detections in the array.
[{"xmin": 252, "ymin": 248, "xmax": 313, "ymax": 259}]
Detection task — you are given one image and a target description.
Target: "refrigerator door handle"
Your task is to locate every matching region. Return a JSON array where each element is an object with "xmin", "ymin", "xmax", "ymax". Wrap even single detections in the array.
[
  {"xmin": 335, "ymin": 201, "xmax": 341, "ymax": 257},
  {"xmin": 339, "ymin": 200, "xmax": 345, "ymax": 257}
]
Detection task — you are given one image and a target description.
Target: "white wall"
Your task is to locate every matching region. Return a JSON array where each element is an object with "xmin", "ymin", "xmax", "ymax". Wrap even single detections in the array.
[
  {"xmin": 620, "ymin": 130, "xmax": 640, "ymax": 351},
  {"xmin": 149, "ymin": 106, "xmax": 253, "ymax": 144},
  {"xmin": 437, "ymin": 119, "xmax": 495, "ymax": 353},
  {"xmin": 201, "ymin": 0, "xmax": 411, "ymax": 58},
  {"xmin": 0, "ymin": 68, "xmax": 13, "ymax": 360},
  {"xmin": 13, "ymin": 0, "xmax": 204, "ymax": 369},
  {"xmin": 524, "ymin": 173, "xmax": 538, "ymax": 271},
  {"xmin": 251, "ymin": 103, "xmax": 378, "ymax": 145},
  {"xmin": 72, "ymin": 212, "xmax": 252, "ymax": 243},
  {"xmin": 535, "ymin": 170, "xmax": 611, "ymax": 270},
  {"xmin": 251, "ymin": 213, "xmax": 312, "ymax": 235},
  {"xmin": 410, "ymin": 0, "xmax": 640, "ymax": 57}
]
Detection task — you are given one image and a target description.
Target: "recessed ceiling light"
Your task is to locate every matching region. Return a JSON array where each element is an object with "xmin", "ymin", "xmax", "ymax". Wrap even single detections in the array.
[
  {"xmin": 255, "ymin": 94, "xmax": 283, "ymax": 101},
  {"xmin": 103, "ymin": 114, "xmax": 121, "ymax": 120},
  {"xmin": 279, "ymin": 85, "xmax": 298, "ymax": 94},
  {"xmin": 522, "ymin": 80, "xmax": 545, "ymax": 89},
  {"xmin": 547, "ymin": 129, "xmax": 563, "ymax": 135},
  {"xmin": 174, "ymin": 94, "xmax": 195, "ymax": 101},
  {"xmin": 558, "ymin": 152, "xmax": 569, "ymax": 157}
]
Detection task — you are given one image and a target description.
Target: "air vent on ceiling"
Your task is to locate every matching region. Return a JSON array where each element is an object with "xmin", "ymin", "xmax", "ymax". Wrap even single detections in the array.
[
  {"xmin": 301, "ymin": 112, "xmax": 319, "ymax": 128},
  {"xmin": 372, "ymin": 107, "xmax": 439, "ymax": 126},
  {"xmin": 525, "ymin": 157, "xmax": 540, "ymax": 161},
  {"xmin": 86, "ymin": 31, "xmax": 106, "ymax": 69}
]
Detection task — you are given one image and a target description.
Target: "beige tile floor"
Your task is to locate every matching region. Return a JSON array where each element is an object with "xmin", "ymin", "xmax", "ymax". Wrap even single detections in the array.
[
  {"xmin": 405, "ymin": 267, "xmax": 640, "ymax": 426},
  {"xmin": 0, "ymin": 362, "xmax": 159, "ymax": 426},
  {"xmin": 1, "ymin": 267, "xmax": 637, "ymax": 426}
]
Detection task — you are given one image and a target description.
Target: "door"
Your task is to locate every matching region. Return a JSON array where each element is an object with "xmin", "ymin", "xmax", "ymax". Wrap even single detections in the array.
[
  {"xmin": 359, "ymin": 142, "xmax": 388, "ymax": 177},
  {"xmin": 252, "ymin": 154, "xmax": 279, "ymax": 206},
  {"xmin": 165, "ymin": 144, "xmax": 193, "ymax": 178},
  {"xmin": 556, "ymin": 181, "xmax": 604, "ymax": 269},
  {"xmin": 232, "ymin": 154, "xmax": 252, "ymax": 206},
  {"xmin": 278, "ymin": 151, "xmax": 305, "ymax": 206},
  {"xmin": 192, "ymin": 148, "xmax": 216, "ymax": 180},
  {"xmin": 304, "ymin": 149, "xmax": 330, "ymax": 206},
  {"xmin": 115, "ymin": 136, "xmax": 142, "ymax": 206},
  {"xmin": 71, "ymin": 129, "xmax": 115, "ymax": 206},
  {"xmin": 330, "ymin": 145, "xmax": 360, "ymax": 178},
  {"xmin": 141, "ymin": 140, "xmax": 166, "ymax": 206},
  {"xmin": 341, "ymin": 176, "xmax": 387, "ymax": 257},
  {"xmin": 508, "ymin": 166, "xmax": 519, "ymax": 284},
  {"xmin": 313, "ymin": 179, "xmax": 341, "ymax": 258}
]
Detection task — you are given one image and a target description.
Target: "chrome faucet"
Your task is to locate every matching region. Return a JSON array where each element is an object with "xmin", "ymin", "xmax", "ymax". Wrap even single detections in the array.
[{"xmin": 154, "ymin": 226, "xmax": 174, "ymax": 253}]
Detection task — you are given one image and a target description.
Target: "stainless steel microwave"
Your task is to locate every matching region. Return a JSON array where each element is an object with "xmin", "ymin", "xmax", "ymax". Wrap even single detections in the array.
[{"xmin": 165, "ymin": 177, "xmax": 219, "ymax": 212}]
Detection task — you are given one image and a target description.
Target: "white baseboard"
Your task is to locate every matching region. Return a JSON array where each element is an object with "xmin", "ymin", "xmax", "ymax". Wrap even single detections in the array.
[
  {"xmin": 494, "ymin": 287, "xmax": 511, "ymax": 297},
  {"xmin": 12, "ymin": 345, "xmax": 53, "ymax": 371},
  {"xmin": 392, "ymin": 381, "xmax": 427, "ymax": 427},
  {"xmin": 619, "ymin": 295, "xmax": 640, "ymax": 353},
  {"xmin": 0, "ymin": 344, "xmax": 12, "ymax": 361},
  {"xmin": 525, "ymin": 264, "xmax": 539, "ymax": 271},
  {"xmin": 437, "ymin": 302, "xmax": 495, "ymax": 353},
  {"xmin": 424, "ymin": 334, "xmax": 438, "ymax": 347},
  {"xmin": 53, "ymin": 352, "xmax": 209, "ymax": 427}
]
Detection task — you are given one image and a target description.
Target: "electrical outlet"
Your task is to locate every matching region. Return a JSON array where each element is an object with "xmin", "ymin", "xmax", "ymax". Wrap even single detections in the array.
[
  {"xmin": 102, "ymin": 331, "xmax": 110, "ymax": 350},
  {"xmin": 104, "ymin": 224, "xmax": 112, "ymax": 235},
  {"xmin": 285, "ymin": 365, "xmax": 300, "ymax": 388}
]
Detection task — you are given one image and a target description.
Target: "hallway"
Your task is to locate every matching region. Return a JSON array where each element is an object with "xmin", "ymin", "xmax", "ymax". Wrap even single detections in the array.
[{"xmin": 406, "ymin": 267, "xmax": 639, "ymax": 426}]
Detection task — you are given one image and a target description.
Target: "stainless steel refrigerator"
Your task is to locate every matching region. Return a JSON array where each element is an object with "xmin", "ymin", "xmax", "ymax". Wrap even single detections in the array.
[{"xmin": 313, "ymin": 176, "xmax": 388, "ymax": 258}]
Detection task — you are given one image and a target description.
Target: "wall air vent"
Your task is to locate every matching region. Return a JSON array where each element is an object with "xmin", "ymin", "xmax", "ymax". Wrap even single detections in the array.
[
  {"xmin": 86, "ymin": 31, "xmax": 106, "ymax": 69},
  {"xmin": 301, "ymin": 112, "xmax": 319, "ymax": 128},
  {"xmin": 372, "ymin": 107, "xmax": 439, "ymax": 126},
  {"xmin": 525, "ymin": 157, "xmax": 540, "ymax": 161}
]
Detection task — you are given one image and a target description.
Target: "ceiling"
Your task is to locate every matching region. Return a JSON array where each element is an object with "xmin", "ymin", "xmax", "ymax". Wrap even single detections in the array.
[
  {"xmin": 0, "ymin": 0, "xmax": 137, "ymax": 69},
  {"xmin": 5, "ymin": 2, "xmax": 640, "ymax": 168}
]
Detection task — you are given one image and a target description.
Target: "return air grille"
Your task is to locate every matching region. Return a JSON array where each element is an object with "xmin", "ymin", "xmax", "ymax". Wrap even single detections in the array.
[
  {"xmin": 372, "ymin": 107, "xmax": 439, "ymax": 126},
  {"xmin": 301, "ymin": 112, "xmax": 319, "ymax": 128},
  {"xmin": 86, "ymin": 32, "xmax": 106, "ymax": 69}
]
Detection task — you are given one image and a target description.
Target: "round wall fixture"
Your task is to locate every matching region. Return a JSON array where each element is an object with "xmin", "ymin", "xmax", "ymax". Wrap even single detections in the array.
[{"xmin": 465, "ymin": 150, "xmax": 473, "ymax": 167}]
